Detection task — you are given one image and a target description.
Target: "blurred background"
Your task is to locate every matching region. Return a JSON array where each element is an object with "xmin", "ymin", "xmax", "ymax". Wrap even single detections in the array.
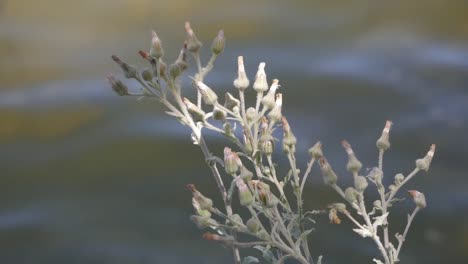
[{"xmin": 1, "ymin": 0, "xmax": 467, "ymax": 263}]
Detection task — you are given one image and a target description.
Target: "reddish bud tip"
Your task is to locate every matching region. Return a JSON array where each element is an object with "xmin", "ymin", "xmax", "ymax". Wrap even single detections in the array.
[
  {"xmin": 186, "ymin": 184, "xmax": 196, "ymax": 192},
  {"xmin": 138, "ymin": 50, "xmax": 149, "ymax": 59}
]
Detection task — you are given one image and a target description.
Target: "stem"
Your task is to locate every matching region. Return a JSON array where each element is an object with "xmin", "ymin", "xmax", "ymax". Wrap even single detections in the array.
[
  {"xmin": 386, "ymin": 168, "xmax": 420, "ymax": 204},
  {"xmin": 395, "ymin": 207, "xmax": 420, "ymax": 261},
  {"xmin": 300, "ymin": 157, "xmax": 315, "ymax": 195},
  {"xmin": 192, "ymin": 52, "xmax": 203, "ymax": 108}
]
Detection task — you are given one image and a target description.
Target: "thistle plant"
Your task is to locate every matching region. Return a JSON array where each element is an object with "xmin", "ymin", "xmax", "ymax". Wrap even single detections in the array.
[{"xmin": 107, "ymin": 22, "xmax": 435, "ymax": 264}]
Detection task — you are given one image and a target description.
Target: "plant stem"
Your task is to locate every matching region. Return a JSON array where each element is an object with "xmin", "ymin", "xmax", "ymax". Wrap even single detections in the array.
[{"xmin": 395, "ymin": 207, "xmax": 420, "ymax": 260}]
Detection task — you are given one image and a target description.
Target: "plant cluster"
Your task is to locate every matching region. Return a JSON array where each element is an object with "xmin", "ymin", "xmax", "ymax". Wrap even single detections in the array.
[{"xmin": 107, "ymin": 22, "xmax": 436, "ymax": 264}]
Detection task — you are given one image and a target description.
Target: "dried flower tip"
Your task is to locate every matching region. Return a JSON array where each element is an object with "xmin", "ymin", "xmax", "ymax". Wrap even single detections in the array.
[
  {"xmin": 408, "ymin": 190, "xmax": 427, "ymax": 208},
  {"xmin": 111, "ymin": 55, "xmax": 137, "ymax": 79},
  {"xmin": 195, "ymin": 81, "xmax": 218, "ymax": 105},
  {"xmin": 267, "ymin": 93, "xmax": 282, "ymax": 124},
  {"xmin": 106, "ymin": 74, "xmax": 129, "ymax": 96},
  {"xmin": 329, "ymin": 208, "xmax": 341, "ymax": 224},
  {"xmin": 342, "ymin": 140, "xmax": 362, "ymax": 173},
  {"xmin": 224, "ymin": 92, "xmax": 240, "ymax": 110},
  {"xmin": 236, "ymin": 177, "xmax": 254, "ymax": 207},
  {"xmin": 150, "ymin": 31, "xmax": 164, "ymax": 59},
  {"xmin": 202, "ymin": 232, "xmax": 226, "ymax": 241},
  {"xmin": 138, "ymin": 50, "xmax": 150, "ymax": 61},
  {"xmin": 233, "ymin": 56, "xmax": 250, "ymax": 90},
  {"xmin": 253, "ymin": 62, "xmax": 269, "ymax": 92},
  {"xmin": 211, "ymin": 29, "xmax": 225, "ymax": 55},
  {"xmin": 183, "ymin": 97, "xmax": 206, "ymax": 122},
  {"xmin": 224, "ymin": 147, "xmax": 239, "ymax": 175},
  {"xmin": 354, "ymin": 175, "xmax": 368, "ymax": 192},
  {"xmin": 319, "ymin": 157, "xmax": 338, "ymax": 185},
  {"xmin": 261, "ymin": 79, "xmax": 280, "ymax": 109},
  {"xmin": 185, "ymin": 22, "xmax": 202, "ymax": 53},
  {"xmin": 415, "ymin": 144, "xmax": 436, "ymax": 172},
  {"xmin": 376, "ymin": 120, "xmax": 392, "ymax": 150},
  {"xmin": 308, "ymin": 141, "xmax": 323, "ymax": 159}
]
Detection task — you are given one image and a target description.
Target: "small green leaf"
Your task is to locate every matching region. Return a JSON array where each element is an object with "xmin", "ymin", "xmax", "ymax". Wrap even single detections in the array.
[{"xmin": 242, "ymin": 256, "xmax": 259, "ymax": 264}]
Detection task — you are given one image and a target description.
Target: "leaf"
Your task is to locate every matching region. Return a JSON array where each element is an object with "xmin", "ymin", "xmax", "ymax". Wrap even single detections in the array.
[
  {"xmin": 353, "ymin": 228, "xmax": 372, "ymax": 238},
  {"xmin": 373, "ymin": 212, "xmax": 389, "ymax": 229},
  {"xmin": 372, "ymin": 258, "xmax": 384, "ymax": 264},
  {"xmin": 295, "ymin": 229, "xmax": 314, "ymax": 250},
  {"xmin": 242, "ymin": 256, "xmax": 259, "ymax": 264},
  {"xmin": 253, "ymin": 246, "xmax": 276, "ymax": 263}
]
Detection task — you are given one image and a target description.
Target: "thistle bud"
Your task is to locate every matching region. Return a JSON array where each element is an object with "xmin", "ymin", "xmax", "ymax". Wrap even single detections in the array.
[
  {"xmin": 190, "ymin": 215, "xmax": 217, "ymax": 229},
  {"xmin": 211, "ymin": 29, "xmax": 225, "ymax": 55},
  {"xmin": 368, "ymin": 167, "xmax": 383, "ymax": 184},
  {"xmin": 224, "ymin": 92, "xmax": 240, "ymax": 110},
  {"xmin": 111, "ymin": 55, "xmax": 137, "ymax": 79},
  {"xmin": 187, "ymin": 184, "xmax": 213, "ymax": 211},
  {"xmin": 281, "ymin": 117, "xmax": 297, "ymax": 147},
  {"xmin": 267, "ymin": 93, "xmax": 282, "ymax": 124},
  {"xmin": 183, "ymin": 98, "xmax": 205, "ymax": 122},
  {"xmin": 308, "ymin": 141, "xmax": 323, "ymax": 159},
  {"xmin": 246, "ymin": 107, "xmax": 256, "ymax": 123},
  {"xmin": 246, "ymin": 217, "xmax": 261, "ymax": 233},
  {"xmin": 233, "ymin": 56, "xmax": 250, "ymax": 90},
  {"xmin": 408, "ymin": 190, "xmax": 427, "ymax": 208},
  {"xmin": 415, "ymin": 144, "xmax": 436, "ymax": 172},
  {"xmin": 373, "ymin": 200, "xmax": 382, "ymax": 209},
  {"xmin": 394, "ymin": 173, "xmax": 405, "ymax": 185},
  {"xmin": 253, "ymin": 62, "xmax": 269, "ymax": 93},
  {"xmin": 354, "ymin": 175, "xmax": 368, "ymax": 192},
  {"xmin": 106, "ymin": 74, "xmax": 129, "ymax": 96},
  {"xmin": 236, "ymin": 178, "xmax": 254, "ymax": 207},
  {"xmin": 223, "ymin": 122, "xmax": 233, "ymax": 136},
  {"xmin": 169, "ymin": 63, "xmax": 182, "ymax": 79},
  {"xmin": 376, "ymin": 120, "xmax": 392, "ymax": 150},
  {"xmin": 345, "ymin": 187, "xmax": 358, "ymax": 203},
  {"xmin": 342, "ymin": 140, "xmax": 362, "ymax": 173},
  {"xmin": 224, "ymin": 147, "xmax": 239, "ymax": 175},
  {"xmin": 175, "ymin": 42, "xmax": 188, "ymax": 71},
  {"xmin": 213, "ymin": 106, "xmax": 226, "ymax": 121},
  {"xmin": 261, "ymin": 79, "xmax": 279, "ymax": 109},
  {"xmin": 319, "ymin": 158, "xmax": 338, "ymax": 185},
  {"xmin": 259, "ymin": 137, "xmax": 274, "ymax": 156},
  {"xmin": 141, "ymin": 68, "xmax": 153, "ymax": 82},
  {"xmin": 185, "ymin": 22, "xmax": 202, "ymax": 53},
  {"xmin": 257, "ymin": 230, "xmax": 269, "ymax": 240},
  {"xmin": 227, "ymin": 214, "xmax": 244, "ymax": 228},
  {"xmin": 195, "ymin": 81, "xmax": 218, "ymax": 105},
  {"xmin": 253, "ymin": 181, "xmax": 275, "ymax": 208},
  {"xmin": 239, "ymin": 166, "xmax": 254, "ymax": 181},
  {"xmin": 150, "ymin": 31, "xmax": 164, "ymax": 59}
]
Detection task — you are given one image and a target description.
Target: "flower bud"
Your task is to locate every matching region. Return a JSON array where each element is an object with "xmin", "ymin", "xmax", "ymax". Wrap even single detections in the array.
[
  {"xmin": 246, "ymin": 217, "xmax": 261, "ymax": 233},
  {"xmin": 246, "ymin": 107, "xmax": 256, "ymax": 123},
  {"xmin": 187, "ymin": 184, "xmax": 213, "ymax": 211},
  {"xmin": 257, "ymin": 230, "xmax": 269, "ymax": 240},
  {"xmin": 267, "ymin": 93, "xmax": 282, "ymax": 124},
  {"xmin": 345, "ymin": 187, "xmax": 358, "ymax": 203},
  {"xmin": 415, "ymin": 144, "xmax": 436, "ymax": 172},
  {"xmin": 224, "ymin": 92, "xmax": 240, "ymax": 110},
  {"xmin": 408, "ymin": 190, "xmax": 427, "ymax": 208},
  {"xmin": 190, "ymin": 215, "xmax": 217, "ymax": 229},
  {"xmin": 330, "ymin": 203, "xmax": 347, "ymax": 213},
  {"xmin": 195, "ymin": 81, "xmax": 218, "ymax": 105},
  {"xmin": 233, "ymin": 56, "xmax": 250, "ymax": 90},
  {"xmin": 106, "ymin": 74, "xmax": 129, "ymax": 96},
  {"xmin": 281, "ymin": 117, "xmax": 297, "ymax": 147},
  {"xmin": 342, "ymin": 140, "xmax": 362, "ymax": 173},
  {"xmin": 253, "ymin": 181, "xmax": 276, "ymax": 208},
  {"xmin": 227, "ymin": 214, "xmax": 244, "ymax": 228},
  {"xmin": 239, "ymin": 166, "xmax": 254, "ymax": 181},
  {"xmin": 141, "ymin": 68, "xmax": 153, "ymax": 82},
  {"xmin": 259, "ymin": 136, "xmax": 274, "ymax": 156},
  {"xmin": 308, "ymin": 141, "xmax": 323, "ymax": 159},
  {"xmin": 183, "ymin": 98, "xmax": 206, "ymax": 122},
  {"xmin": 111, "ymin": 55, "xmax": 137, "ymax": 79},
  {"xmin": 373, "ymin": 200, "xmax": 382, "ymax": 209},
  {"xmin": 150, "ymin": 31, "xmax": 164, "ymax": 59},
  {"xmin": 224, "ymin": 147, "xmax": 239, "ymax": 175},
  {"xmin": 213, "ymin": 106, "xmax": 226, "ymax": 121},
  {"xmin": 169, "ymin": 63, "xmax": 182, "ymax": 79},
  {"xmin": 394, "ymin": 173, "xmax": 405, "ymax": 185},
  {"xmin": 185, "ymin": 22, "xmax": 202, "ymax": 53},
  {"xmin": 175, "ymin": 42, "xmax": 188, "ymax": 71},
  {"xmin": 354, "ymin": 176, "xmax": 368, "ymax": 192},
  {"xmin": 223, "ymin": 122, "xmax": 233, "ymax": 136},
  {"xmin": 319, "ymin": 158, "xmax": 338, "ymax": 185},
  {"xmin": 261, "ymin": 79, "xmax": 279, "ymax": 109},
  {"xmin": 211, "ymin": 29, "xmax": 225, "ymax": 55},
  {"xmin": 368, "ymin": 167, "xmax": 383, "ymax": 184},
  {"xmin": 253, "ymin": 62, "xmax": 269, "ymax": 93},
  {"xmin": 236, "ymin": 178, "xmax": 254, "ymax": 207},
  {"xmin": 376, "ymin": 120, "xmax": 392, "ymax": 150}
]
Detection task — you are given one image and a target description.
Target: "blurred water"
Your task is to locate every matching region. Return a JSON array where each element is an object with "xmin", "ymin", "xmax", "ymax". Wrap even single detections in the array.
[{"xmin": 1, "ymin": 1, "xmax": 468, "ymax": 263}]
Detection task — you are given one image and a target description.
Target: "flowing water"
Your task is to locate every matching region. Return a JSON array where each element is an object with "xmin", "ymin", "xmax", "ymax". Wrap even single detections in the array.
[{"xmin": 1, "ymin": 0, "xmax": 468, "ymax": 263}]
